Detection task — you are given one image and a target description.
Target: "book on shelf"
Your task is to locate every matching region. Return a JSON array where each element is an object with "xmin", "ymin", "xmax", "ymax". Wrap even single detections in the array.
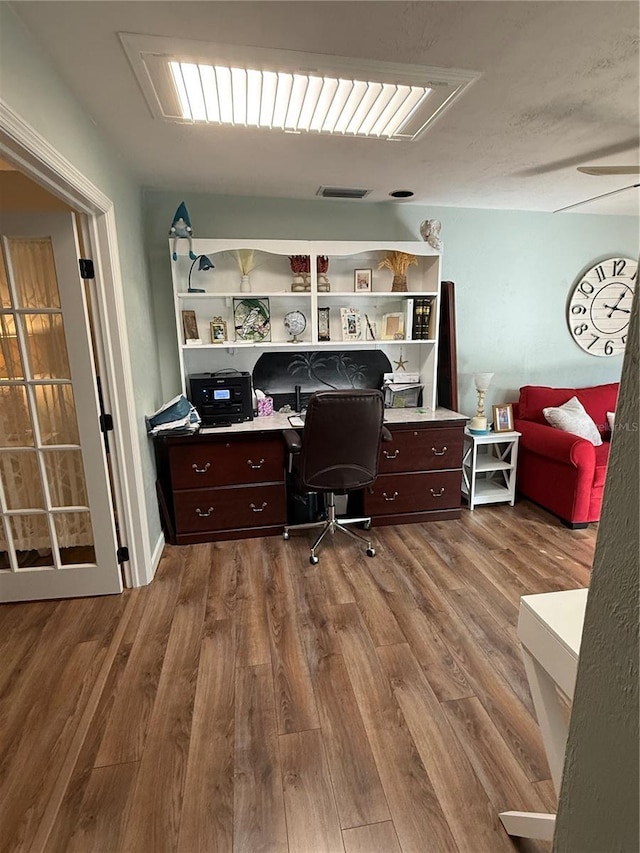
[
  {"xmin": 405, "ymin": 298, "xmax": 414, "ymax": 340},
  {"xmin": 412, "ymin": 297, "xmax": 433, "ymax": 340}
]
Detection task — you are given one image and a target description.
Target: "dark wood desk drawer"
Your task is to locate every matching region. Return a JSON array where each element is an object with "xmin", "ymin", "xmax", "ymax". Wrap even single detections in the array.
[
  {"xmin": 174, "ymin": 484, "xmax": 286, "ymax": 533},
  {"xmin": 379, "ymin": 427, "xmax": 464, "ymax": 474},
  {"xmin": 365, "ymin": 470, "xmax": 462, "ymax": 515},
  {"xmin": 169, "ymin": 438, "xmax": 285, "ymax": 489}
]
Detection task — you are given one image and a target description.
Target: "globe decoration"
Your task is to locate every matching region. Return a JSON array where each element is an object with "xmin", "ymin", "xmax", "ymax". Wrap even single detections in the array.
[{"xmin": 283, "ymin": 310, "xmax": 306, "ymax": 343}]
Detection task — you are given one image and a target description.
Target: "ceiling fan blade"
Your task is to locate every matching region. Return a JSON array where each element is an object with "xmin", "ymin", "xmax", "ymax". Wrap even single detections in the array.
[
  {"xmin": 554, "ymin": 182, "xmax": 640, "ymax": 213},
  {"xmin": 577, "ymin": 166, "xmax": 640, "ymax": 176}
]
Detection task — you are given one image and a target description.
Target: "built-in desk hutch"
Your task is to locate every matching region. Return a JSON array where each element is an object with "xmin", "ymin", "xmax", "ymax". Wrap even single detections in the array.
[{"xmin": 157, "ymin": 239, "xmax": 466, "ymax": 544}]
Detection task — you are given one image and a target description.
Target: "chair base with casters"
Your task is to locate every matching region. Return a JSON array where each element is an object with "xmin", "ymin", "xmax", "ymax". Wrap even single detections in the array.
[{"xmin": 283, "ymin": 491, "xmax": 375, "ymax": 565}]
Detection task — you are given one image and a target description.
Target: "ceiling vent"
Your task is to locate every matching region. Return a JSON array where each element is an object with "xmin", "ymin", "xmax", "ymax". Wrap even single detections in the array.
[
  {"xmin": 317, "ymin": 186, "xmax": 371, "ymax": 199},
  {"xmin": 119, "ymin": 33, "xmax": 479, "ymax": 142}
]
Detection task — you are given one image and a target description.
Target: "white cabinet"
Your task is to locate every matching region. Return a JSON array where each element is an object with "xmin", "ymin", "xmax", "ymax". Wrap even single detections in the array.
[
  {"xmin": 170, "ymin": 239, "xmax": 442, "ymax": 407},
  {"xmin": 461, "ymin": 429, "xmax": 521, "ymax": 510}
]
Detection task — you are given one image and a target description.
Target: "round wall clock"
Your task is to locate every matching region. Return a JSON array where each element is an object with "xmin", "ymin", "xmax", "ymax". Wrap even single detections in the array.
[{"xmin": 567, "ymin": 256, "xmax": 637, "ymax": 357}]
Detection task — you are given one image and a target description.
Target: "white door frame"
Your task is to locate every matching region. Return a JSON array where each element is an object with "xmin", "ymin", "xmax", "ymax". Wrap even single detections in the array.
[{"xmin": 0, "ymin": 99, "xmax": 157, "ymax": 587}]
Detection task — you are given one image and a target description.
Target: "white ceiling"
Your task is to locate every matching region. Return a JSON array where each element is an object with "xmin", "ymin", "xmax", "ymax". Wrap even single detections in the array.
[{"xmin": 12, "ymin": 1, "xmax": 640, "ymax": 215}]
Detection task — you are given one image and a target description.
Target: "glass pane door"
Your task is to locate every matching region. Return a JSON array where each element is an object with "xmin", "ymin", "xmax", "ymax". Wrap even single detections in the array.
[{"xmin": 0, "ymin": 213, "xmax": 121, "ymax": 600}]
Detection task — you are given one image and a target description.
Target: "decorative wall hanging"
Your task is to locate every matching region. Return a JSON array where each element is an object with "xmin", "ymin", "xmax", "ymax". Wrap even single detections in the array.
[{"xmin": 233, "ymin": 298, "xmax": 271, "ymax": 342}]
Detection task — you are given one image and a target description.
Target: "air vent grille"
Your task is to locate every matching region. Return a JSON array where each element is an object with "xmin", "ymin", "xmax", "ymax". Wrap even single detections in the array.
[{"xmin": 317, "ymin": 186, "xmax": 371, "ymax": 199}]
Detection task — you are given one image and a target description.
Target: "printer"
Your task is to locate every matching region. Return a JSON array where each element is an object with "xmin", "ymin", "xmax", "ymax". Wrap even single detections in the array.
[{"xmin": 188, "ymin": 371, "xmax": 253, "ymax": 426}]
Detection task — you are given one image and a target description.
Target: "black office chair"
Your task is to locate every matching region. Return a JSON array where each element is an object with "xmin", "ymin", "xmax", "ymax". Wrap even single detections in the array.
[{"xmin": 282, "ymin": 389, "xmax": 389, "ymax": 564}]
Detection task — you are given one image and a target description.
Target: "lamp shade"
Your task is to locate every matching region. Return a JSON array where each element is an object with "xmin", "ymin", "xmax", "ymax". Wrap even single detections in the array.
[
  {"xmin": 188, "ymin": 254, "xmax": 215, "ymax": 291},
  {"xmin": 473, "ymin": 372, "xmax": 494, "ymax": 392},
  {"xmin": 197, "ymin": 254, "xmax": 214, "ymax": 271}
]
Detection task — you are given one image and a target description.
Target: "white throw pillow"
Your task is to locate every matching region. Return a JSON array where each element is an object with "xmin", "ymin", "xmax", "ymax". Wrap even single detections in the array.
[
  {"xmin": 607, "ymin": 411, "xmax": 615, "ymax": 431},
  {"xmin": 543, "ymin": 396, "xmax": 603, "ymax": 446}
]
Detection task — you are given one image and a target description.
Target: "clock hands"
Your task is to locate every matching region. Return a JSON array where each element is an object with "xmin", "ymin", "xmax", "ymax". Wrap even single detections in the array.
[{"xmin": 604, "ymin": 290, "xmax": 631, "ymax": 318}]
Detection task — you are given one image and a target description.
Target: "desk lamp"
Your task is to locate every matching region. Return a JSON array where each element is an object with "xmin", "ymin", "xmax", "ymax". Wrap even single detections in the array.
[
  {"xmin": 188, "ymin": 254, "xmax": 215, "ymax": 292},
  {"xmin": 470, "ymin": 372, "xmax": 494, "ymax": 432}
]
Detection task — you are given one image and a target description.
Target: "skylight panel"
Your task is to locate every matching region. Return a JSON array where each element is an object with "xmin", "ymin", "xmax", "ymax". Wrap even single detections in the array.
[
  {"xmin": 122, "ymin": 34, "xmax": 480, "ymax": 142},
  {"xmin": 169, "ymin": 62, "xmax": 432, "ymax": 138}
]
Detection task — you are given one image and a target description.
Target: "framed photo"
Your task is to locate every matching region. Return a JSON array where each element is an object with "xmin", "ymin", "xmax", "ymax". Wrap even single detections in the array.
[
  {"xmin": 233, "ymin": 297, "xmax": 271, "ymax": 342},
  {"xmin": 210, "ymin": 316, "xmax": 227, "ymax": 343},
  {"xmin": 354, "ymin": 268, "xmax": 372, "ymax": 292},
  {"xmin": 492, "ymin": 403, "xmax": 514, "ymax": 433},
  {"xmin": 340, "ymin": 307, "xmax": 362, "ymax": 341},
  {"xmin": 181, "ymin": 309, "xmax": 201, "ymax": 344},
  {"xmin": 382, "ymin": 312, "xmax": 405, "ymax": 341},
  {"xmin": 318, "ymin": 306, "xmax": 330, "ymax": 341}
]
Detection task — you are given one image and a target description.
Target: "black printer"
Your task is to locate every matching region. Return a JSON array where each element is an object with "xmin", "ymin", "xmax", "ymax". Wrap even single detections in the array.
[{"xmin": 188, "ymin": 371, "xmax": 253, "ymax": 426}]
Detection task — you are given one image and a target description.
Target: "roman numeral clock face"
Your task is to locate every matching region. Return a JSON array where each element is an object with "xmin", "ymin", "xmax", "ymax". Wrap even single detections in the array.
[{"xmin": 567, "ymin": 257, "xmax": 637, "ymax": 357}]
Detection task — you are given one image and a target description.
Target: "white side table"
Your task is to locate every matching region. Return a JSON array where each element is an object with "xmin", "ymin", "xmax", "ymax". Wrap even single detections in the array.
[
  {"xmin": 499, "ymin": 588, "xmax": 588, "ymax": 841},
  {"xmin": 461, "ymin": 428, "xmax": 521, "ymax": 510}
]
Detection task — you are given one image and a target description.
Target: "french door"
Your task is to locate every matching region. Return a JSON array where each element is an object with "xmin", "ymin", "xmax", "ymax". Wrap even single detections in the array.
[{"xmin": 0, "ymin": 212, "xmax": 122, "ymax": 601}]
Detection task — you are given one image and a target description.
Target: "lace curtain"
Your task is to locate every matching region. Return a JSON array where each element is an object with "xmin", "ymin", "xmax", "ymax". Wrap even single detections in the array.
[{"xmin": 0, "ymin": 237, "xmax": 94, "ymax": 554}]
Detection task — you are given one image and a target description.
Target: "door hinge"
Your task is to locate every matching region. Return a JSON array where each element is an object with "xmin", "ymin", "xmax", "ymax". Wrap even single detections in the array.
[
  {"xmin": 117, "ymin": 546, "xmax": 130, "ymax": 564},
  {"xmin": 79, "ymin": 258, "xmax": 95, "ymax": 279},
  {"xmin": 100, "ymin": 413, "xmax": 113, "ymax": 432}
]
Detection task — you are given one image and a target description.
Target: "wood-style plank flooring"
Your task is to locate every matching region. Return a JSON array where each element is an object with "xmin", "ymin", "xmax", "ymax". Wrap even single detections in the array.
[{"xmin": 0, "ymin": 501, "xmax": 595, "ymax": 853}]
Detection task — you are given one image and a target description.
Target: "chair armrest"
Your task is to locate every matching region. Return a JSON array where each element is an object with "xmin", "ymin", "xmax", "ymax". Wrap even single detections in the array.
[
  {"xmin": 382, "ymin": 426, "xmax": 392, "ymax": 442},
  {"xmin": 283, "ymin": 428, "xmax": 302, "ymax": 454},
  {"xmin": 515, "ymin": 418, "xmax": 596, "ymax": 469}
]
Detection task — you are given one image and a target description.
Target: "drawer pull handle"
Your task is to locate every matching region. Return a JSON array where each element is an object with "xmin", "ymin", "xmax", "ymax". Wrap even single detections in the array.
[
  {"xmin": 250, "ymin": 502, "xmax": 268, "ymax": 513},
  {"xmin": 430, "ymin": 487, "xmax": 446, "ymax": 497},
  {"xmin": 383, "ymin": 491, "xmax": 399, "ymax": 501},
  {"xmin": 192, "ymin": 462, "xmax": 211, "ymax": 474},
  {"xmin": 432, "ymin": 446, "xmax": 448, "ymax": 456},
  {"xmin": 383, "ymin": 449, "xmax": 400, "ymax": 459},
  {"xmin": 247, "ymin": 458, "xmax": 265, "ymax": 469},
  {"xmin": 195, "ymin": 506, "xmax": 214, "ymax": 517}
]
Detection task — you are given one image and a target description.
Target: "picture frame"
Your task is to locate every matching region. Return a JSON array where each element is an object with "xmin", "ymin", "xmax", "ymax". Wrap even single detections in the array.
[
  {"xmin": 210, "ymin": 316, "xmax": 227, "ymax": 343},
  {"xmin": 492, "ymin": 403, "xmax": 514, "ymax": 433},
  {"xmin": 233, "ymin": 297, "xmax": 271, "ymax": 342},
  {"xmin": 181, "ymin": 309, "xmax": 201, "ymax": 344},
  {"xmin": 381, "ymin": 312, "xmax": 405, "ymax": 341},
  {"xmin": 340, "ymin": 307, "xmax": 362, "ymax": 341},
  {"xmin": 318, "ymin": 306, "xmax": 331, "ymax": 341},
  {"xmin": 354, "ymin": 268, "xmax": 372, "ymax": 292}
]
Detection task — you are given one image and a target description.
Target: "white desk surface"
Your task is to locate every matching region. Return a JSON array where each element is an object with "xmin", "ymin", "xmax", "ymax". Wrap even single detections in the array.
[
  {"xmin": 520, "ymin": 588, "xmax": 588, "ymax": 660},
  {"xmin": 199, "ymin": 406, "xmax": 466, "ymax": 436},
  {"xmin": 499, "ymin": 586, "xmax": 589, "ymax": 840}
]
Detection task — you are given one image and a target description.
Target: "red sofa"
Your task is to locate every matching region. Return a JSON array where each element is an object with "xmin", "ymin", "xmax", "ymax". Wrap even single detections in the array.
[{"xmin": 513, "ymin": 382, "xmax": 619, "ymax": 528}]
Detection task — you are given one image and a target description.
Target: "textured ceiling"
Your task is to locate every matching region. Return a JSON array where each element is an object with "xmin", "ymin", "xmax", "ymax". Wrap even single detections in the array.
[{"xmin": 11, "ymin": 1, "xmax": 640, "ymax": 215}]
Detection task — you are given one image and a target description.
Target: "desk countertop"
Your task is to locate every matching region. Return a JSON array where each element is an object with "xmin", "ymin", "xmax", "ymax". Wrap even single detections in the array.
[{"xmin": 196, "ymin": 406, "xmax": 467, "ymax": 436}]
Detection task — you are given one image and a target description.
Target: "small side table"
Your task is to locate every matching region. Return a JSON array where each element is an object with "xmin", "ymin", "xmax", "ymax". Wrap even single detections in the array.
[{"xmin": 461, "ymin": 428, "xmax": 521, "ymax": 510}]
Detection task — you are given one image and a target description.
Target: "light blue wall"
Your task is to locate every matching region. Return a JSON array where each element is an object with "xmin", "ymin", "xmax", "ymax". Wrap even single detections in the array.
[
  {"xmin": 0, "ymin": 4, "xmax": 163, "ymax": 550},
  {"xmin": 144, "ymin": 189, "xmax": 639, "ymax": 415}
]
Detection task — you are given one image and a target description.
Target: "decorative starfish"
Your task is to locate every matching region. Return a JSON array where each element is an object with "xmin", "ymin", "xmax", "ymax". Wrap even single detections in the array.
[{"xmin": 394, "ymin": 351, "xmax": 408, "ymax": 371}]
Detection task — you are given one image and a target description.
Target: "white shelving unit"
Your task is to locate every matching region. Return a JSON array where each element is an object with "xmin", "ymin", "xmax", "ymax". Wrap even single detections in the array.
[
  {"xmin": 461, "ymin": 429, "xmax": 521, "ymax": 509},
  {"xmin": 170, "ymin": 239, "xmax": 442, "ymax": 407}
]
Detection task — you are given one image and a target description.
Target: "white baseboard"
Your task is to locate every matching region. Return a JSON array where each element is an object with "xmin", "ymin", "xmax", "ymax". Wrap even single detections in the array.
[{"xmin": 148, "ymin": 532, "xmax": 166, "ymax": 583}]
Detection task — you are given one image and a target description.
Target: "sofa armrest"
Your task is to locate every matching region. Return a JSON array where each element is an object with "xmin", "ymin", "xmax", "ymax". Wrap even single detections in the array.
[{"xmin": 514, "ymin": 418, "xmax": 596, "ymax": 469}]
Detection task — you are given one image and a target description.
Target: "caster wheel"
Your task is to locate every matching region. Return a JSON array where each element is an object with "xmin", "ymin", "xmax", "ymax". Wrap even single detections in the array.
[
  {"xmin": 283, "ymin": 531, "xmax": 290, "ymax": 540},
  {"xmin": 310, "ymin": 555, "xmax": 319, "ymax": 565},
  {"xmin": 366, "ymin": 547, "xmax": 376, "ymax": 558},
  {"xmin": 363, "ymin": 520, "xmax": 372, "ymax": 530}
]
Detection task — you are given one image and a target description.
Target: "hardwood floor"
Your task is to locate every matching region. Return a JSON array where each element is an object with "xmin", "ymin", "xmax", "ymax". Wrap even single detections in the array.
[{"xmin": 0, "ymin": 501, "xmax": 595, "ymax": 853}]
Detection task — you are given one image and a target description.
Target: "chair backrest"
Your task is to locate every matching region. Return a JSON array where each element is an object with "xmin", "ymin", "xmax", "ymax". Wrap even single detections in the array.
[{"xmin": 298, "ymin": 389, "xmax": 385, "ymax": 493}]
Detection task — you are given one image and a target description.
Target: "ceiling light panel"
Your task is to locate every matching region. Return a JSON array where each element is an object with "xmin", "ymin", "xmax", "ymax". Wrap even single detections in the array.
[{"xmin": 121, "ymin": 33, "xmax": 480, "ymax": 142}]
